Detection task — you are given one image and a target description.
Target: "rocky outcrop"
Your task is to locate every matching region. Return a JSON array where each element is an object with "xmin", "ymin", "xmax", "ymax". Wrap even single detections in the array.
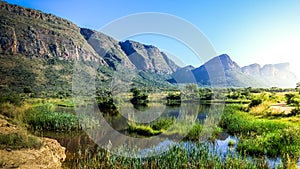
[
  {"xmin": 0, "ymin": 1, "xmax": 106, "ymax": 65},
  {"xmin": 241, "ymin": 63, "xmax": 261, "ymax": 77},
  {"xmin": 0, "ymin": 2, "xmax": 78, "ymax": 30},
  {"xmin": 0, "ymin": 138, "xmax": 66, "ymax": 169},
  {"xmin": 120, "ymin": 40, "xmax": 179, "ymax": 74}
]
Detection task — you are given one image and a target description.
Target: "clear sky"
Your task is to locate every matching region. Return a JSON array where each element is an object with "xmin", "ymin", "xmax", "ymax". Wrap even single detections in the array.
[{"xmin": 5, "ymin": 0, "xmax": 300, "ymax": 77}]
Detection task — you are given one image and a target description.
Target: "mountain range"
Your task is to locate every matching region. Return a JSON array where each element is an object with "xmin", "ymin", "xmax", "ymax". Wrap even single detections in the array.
[
  {"xmin": 171, "ymin": 54, "xmax": 297, "ymax": 88},
  {"xmin": 0, "ymin": 1, "xmax": 298, "ymax": 96}
]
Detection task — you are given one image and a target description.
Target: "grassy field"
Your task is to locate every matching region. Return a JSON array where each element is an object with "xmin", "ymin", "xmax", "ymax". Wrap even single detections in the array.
[{"xmin": 1, "ymin": 89, "xmax": 300, "ymax": 168}]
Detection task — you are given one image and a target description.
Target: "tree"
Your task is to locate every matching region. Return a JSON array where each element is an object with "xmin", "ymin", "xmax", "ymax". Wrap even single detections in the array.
[
  {"xmin": 130, "ymin": 87, "xmax": 149, "ymax": 105},
  {"xmin": 296, "ymin": 82, "xmax": 300, "ymax": 93},
  {"xmin": 166, "ymin": 92, "xmax": 181, "ymax": 105}
]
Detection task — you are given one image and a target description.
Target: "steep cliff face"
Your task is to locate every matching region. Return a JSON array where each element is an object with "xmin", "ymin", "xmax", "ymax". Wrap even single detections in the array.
[
  {"xmin": 241, "ymin": 62, "xmax": 297, "ymax": 87},
  {"xmin": 241, "ymin": 63, "xmax": 261, "ymax": 76},
  {"xmin": 120, "ymin": 40, "xmax": 179, "ymax": 74},
  {"xmin": 80, "ymin": 28, "xmax": 135, "ymax": 70},
  {"xmin": 260, "ymin": 63, "xmax": 291, "ymax": 77},
  {"xmin": 0, "ymin": 1, "xmax": 106, "ymax": 65}
]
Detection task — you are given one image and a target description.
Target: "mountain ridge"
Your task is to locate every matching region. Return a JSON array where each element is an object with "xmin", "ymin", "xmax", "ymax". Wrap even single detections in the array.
[
  {"xmin": 170, "ymin": 54, "xmax": 298, "ymax": 87},
  {"xmin": 0, "ymin": 1, "xmax": 298, "ymax": 93}
]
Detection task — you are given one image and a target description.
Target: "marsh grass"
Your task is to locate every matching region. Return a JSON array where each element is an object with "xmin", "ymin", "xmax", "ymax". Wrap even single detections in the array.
[
  {"xmin": 128, "ymin": 122, "xmax": 162, "ymax": 136},
  {"xmin": 63, "ymin": 142, "xmax": 274, "ymax": 169},
  {"xmin": 0, "ymin": 131, "xmax": 41, "ymax": 150},
  {"xmin": 24, "ymin": 103, "xmax": 99, "ymax": 132},
  {"xmin": 220, "ymin": 104, "xmax": 300, "ymax": 167}
]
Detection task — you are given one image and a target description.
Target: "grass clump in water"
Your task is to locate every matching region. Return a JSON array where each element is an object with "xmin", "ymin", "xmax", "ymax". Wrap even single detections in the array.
[
  {"xmin": 128, "ymin": 122, "xmax": 162, "ymax": 136},
  {"xmin": 24, "ymin": 103, "xmax": 81, "ymax": 132}
]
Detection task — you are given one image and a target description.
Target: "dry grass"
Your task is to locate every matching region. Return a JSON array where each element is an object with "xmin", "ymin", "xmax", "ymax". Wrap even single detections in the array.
[
  {"xmin": 249, "ymin": 103, "xmax": 270, "ymax": 116},
  {"xmin": 0, "ymin": 102, "xmax": 31, "ymax": 122}
]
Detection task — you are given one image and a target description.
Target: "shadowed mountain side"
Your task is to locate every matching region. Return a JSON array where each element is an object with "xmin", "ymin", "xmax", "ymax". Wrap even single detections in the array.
[
  {"xmin": 120, "ymin": 40, "xmax": 179, "ymax": 74},
  {"xmin": 80, "ymin": 28, "xmax": 135, "ymax": 70}
]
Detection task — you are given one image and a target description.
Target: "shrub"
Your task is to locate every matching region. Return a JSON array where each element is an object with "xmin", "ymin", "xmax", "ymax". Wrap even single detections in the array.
[
  {"xmin": 151, "ymin": 118, "xmax": 173, "ymax": 131},
  {"xmin": 290, "ymin": 108, "xmax": 300, "ymax": 116},
  {"xmin": 166, "ymin": 92, "xmax": 181, "ymax": 105},
  {"xmin": 185, "ymin": 122, "xmax": 203, "ymax": 140},
  {"xmin": 130, "ymin": 88, "xmax": 149, "ymax": 105},
  {"xmin": 285, "ymin": 93, "xmax": 299, "ymax": 105},
  {"xmin": 0, "ymin": 92, "xmax": 22, "ymax": 106},
  {"xmin": 228, "ymin": 139, "xmax": 235, "ymax": 147},
  {"xmin": 249, "ymin": 98, "xmax": 262, "ymax": 108}
]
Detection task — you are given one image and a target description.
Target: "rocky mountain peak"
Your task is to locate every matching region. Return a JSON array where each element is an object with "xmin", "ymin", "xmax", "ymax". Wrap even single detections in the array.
[
  {"xmin": 0, "ymin": 1, "xmax": 106, "ymax": 64},
  {"xmin": 205, "ymin": 54, "xmax": 240, "ymax": 71},
  {"xmin": 0, "ymin": 1, "xmax": 78, "ymax": 30},
  {"xmin": 241, "ymin": 63, "xmax": 261, "ymax": 76},
  {"xmin": 80, "ymin": 28, "xmax": 135, "ymax": 69},
  {"xmin": 119, "ymin": 40, "xmax": 179, "ymax": 74}
]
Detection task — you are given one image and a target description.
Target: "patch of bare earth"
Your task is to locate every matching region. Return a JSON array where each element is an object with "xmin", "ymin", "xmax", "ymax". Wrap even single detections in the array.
[
  {"xmin": 270, "ymin": 103, "xmax": 294, "ymax": 114},
  {"xmin": 0, "ymin": 115, "xmax": 66, "ymax": 169}
]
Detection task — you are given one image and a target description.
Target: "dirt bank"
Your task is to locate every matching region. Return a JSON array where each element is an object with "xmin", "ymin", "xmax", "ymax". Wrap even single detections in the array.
[{"xmin": 0, "ymin": 116, "xmax": 66, "ymax": 169}]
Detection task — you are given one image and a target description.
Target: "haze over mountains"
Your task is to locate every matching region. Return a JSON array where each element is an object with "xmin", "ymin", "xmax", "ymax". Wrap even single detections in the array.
[
  {"xmin": 171, "ymin": 54, "xmax": 297, "ymax": 87},
  {"xmin": 0, "ymin": 1, "xmax": 298, "ymax": 95}
]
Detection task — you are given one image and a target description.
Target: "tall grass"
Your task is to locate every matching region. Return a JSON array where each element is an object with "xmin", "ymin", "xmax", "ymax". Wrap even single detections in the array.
[
  {"xmin": 220, "ymin": 104, "xmax": 300, "ymax": 167},
  {"xmin": 24, "ymin": 103, "xmax": 100, "ymax": 132},
  {"xmin": 0, "ymin": 132, "xmax": 41, "ymax": 150},
  {"xmin": 63, "ymin": 142, "xmax": 274, "ymax": 169}
]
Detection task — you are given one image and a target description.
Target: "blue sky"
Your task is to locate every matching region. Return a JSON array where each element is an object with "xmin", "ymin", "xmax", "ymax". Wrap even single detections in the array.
[{"xmin": 5, "ymin": 0, "xmax": 300, "ymax": 76}]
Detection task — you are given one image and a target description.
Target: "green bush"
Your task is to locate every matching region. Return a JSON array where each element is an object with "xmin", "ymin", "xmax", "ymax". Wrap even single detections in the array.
[
  {"xmin": 130, "ymin": 88, "xmax": 149, "ymax": 105},
  {"xmin": 166, "ymin": 92, "xmax": 181, "ymax": 105},
  {"xmin": 0, "ymin": 92, "xmax": 22, "ymax": 106},
  {"xmin": 151, "ymin": 118, "xmax": 173, "ymax": 131},
  {"xmin": 185, "ymin": 122, "xmax": 203, "ymax": 140},
  {"xmin": 285, "ymin": 93, "xmax": 299, "ymax": 105},
  {"xmin": 249, "ymin": 98, "xmax": 262, "ymax": 108}
]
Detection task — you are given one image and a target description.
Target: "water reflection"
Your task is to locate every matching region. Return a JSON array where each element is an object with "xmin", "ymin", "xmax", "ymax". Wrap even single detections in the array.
[{"xmin": 45, "ymin": 102, "xmax": 300, "ymax": 168}]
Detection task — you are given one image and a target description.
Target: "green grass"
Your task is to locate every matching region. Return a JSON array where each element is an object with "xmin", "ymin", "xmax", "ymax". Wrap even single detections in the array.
[
  {"xmin": 0, "ymin": 132, "xmax": 42, "ymax": 150},
  {"xmin": 128, "ymin": 122, "xmax": 162, "ymax": 136},
  {"xmin": 220, "ymin": 104, "xmax": 300, "ymax": 166},
  {"xmin": 150, "ymin": 118, "xmax": 173, "ymax": 131},
  {"xmin": 127, "ymin": 118, "xmax": 207, "ymax": 140},
  {"xmin": 24, "ymin": 103, "xmax": 100, "ymax": 132},
  {"xmin": 63, "ymin": 142, "xmax": 275, "ymax": 169},
  {"xmin": 185, "ymin": 122, "xmax": 203, "ymax": 141}
]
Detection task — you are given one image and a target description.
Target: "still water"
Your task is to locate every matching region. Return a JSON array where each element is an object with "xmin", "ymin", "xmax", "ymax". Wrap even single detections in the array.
[{"xmin": 48, "ymin": 102, "xmax": 299, "ymax": 168}]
